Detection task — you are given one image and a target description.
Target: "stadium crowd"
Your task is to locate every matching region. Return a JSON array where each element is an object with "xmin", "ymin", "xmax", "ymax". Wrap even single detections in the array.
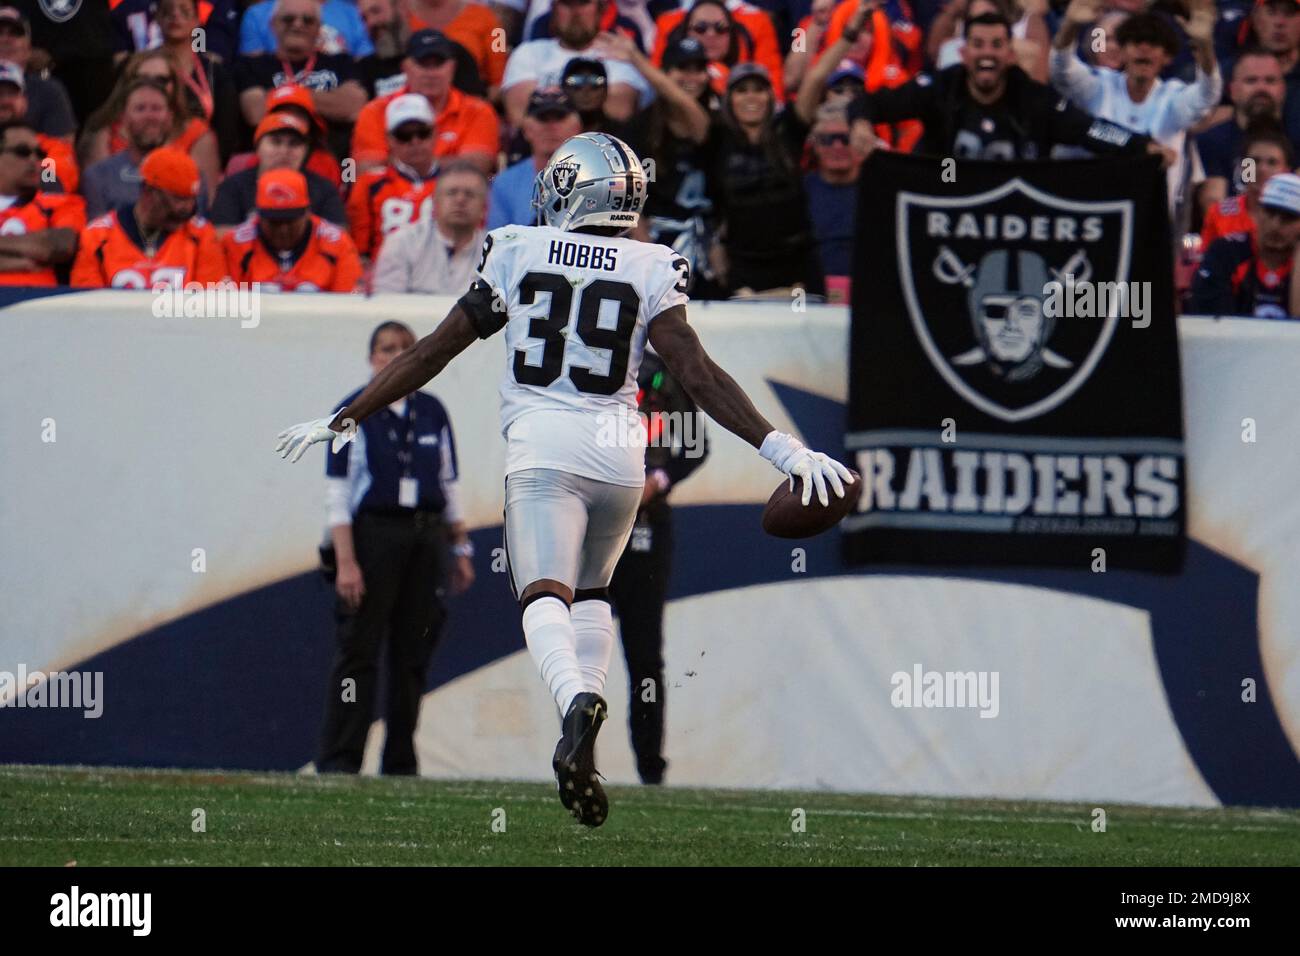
[{"xmin": 2, "ymin": 0, "xmax": 1300, "ymax": 316}]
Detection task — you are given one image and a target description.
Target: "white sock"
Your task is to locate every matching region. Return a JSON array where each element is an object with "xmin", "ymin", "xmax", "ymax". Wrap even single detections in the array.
[
  {"xmin": 571, "ymin": 599, "xmax": 615, "ymax": 696},
  {"xmin": 523, "ymin": 596, "xmax": 585, "ymax": 715}
]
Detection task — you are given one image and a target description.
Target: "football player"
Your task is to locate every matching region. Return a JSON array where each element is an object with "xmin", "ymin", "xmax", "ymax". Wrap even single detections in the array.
[{"xmin": 277, "ymin": 132, "xmax": 853, "ymax": 826}]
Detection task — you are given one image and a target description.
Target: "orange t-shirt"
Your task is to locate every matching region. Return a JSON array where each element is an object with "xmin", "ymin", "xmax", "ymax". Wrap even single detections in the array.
[
  {"xmin": 351, "ymin": 86, "xmax": 500, "ymax": 169},
  {"xmin": 71, "ymin": 209, "xmax": 228, "ymax": 288},
  {"xmin": 346, "ymin": 167, "xmax": 437, "ymax": 259},
  {"xmin": 38, "ymin": 135, "xmax": 79, "ymax": 194},
  {"xmin": 1202, "ymin": 195, "xmax": 1256, "ymax": 247},
  {"xmin": 652, "ymin": 3, "xmax": 785, "ymax": 101},
  {"xmin": 409, "ymin": 4, "xmax": 507, "ymax": 87},
  {"xmin": 822, "ymin": 0, "xmax": 922, "ymax": 75},
  {"xmin": 0, "ymin": 191, "xmax": 87, "ymax": 286},
  {"xmin": 223, "ymin": 215, "xmax": 363, "ymax": 292}
]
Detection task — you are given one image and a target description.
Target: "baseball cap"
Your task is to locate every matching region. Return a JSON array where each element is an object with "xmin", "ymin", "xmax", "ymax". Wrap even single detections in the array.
[
  {"xmin": 140, "ymin": 146, "xmax": 200, "ymax": 198},
  {"xmin": 256, "ymin": 168, "xmax": 310, "ymax": 221},
  {"xmin": 562, "ymin": 57, "xmax": 607, "ymax": 80},
  {"xmin": 254, "ymin": 110, "xmax": 309, "ymax": 143},
  {"xmin": 827, "ymin": 59, "xmax": 866, "ymax": 88},
  {"xmin": 0, "ymin": 59, "xmax": 23, "ymax": 91},
  {"xmin": 727, "ymin": 62, "xmax": 771, "ymax": 91},
  {"xmin": 385, "ymin": 93, "xmax": 435, "ymax": 131},
  {"xmin": 0, "ymin": 7, "xmax": 29, "ymax": 34},
  {"xmin": 663, "ymin": 36, "xmax": 709, "ymax": 70},
  {"xmin": 265, "ymin": 84, "xmax": 327, "ymax": 132},
  {"xmin": 407, "ymin": 29, "xmax": 456, "ymax": 62},
  {"xmin": 527, "ymin": 86, "xmax": 576, "ymax": 118},
  {"xmin": 1260, "ymin": 172, "xmax": 1300, "ymax": 216}
]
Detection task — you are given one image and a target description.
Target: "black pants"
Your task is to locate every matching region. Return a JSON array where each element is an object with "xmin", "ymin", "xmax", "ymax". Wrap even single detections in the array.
[
  {"xmin": 317, "ymin": 512, "xmax": 448, "ymax": 775},
  {"xmin": 609, "ymin": 506, "xmax": 673, "ymax": 784}
]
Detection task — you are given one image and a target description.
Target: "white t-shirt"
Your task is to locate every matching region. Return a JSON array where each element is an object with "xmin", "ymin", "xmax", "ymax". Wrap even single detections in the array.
[
  {"xmin": 475, "ymin": 223, "xmax": 690, "ymax": 486},
  {"xmin": 502, "ymin": 37, "xmax": 655, "ymax": 109}
]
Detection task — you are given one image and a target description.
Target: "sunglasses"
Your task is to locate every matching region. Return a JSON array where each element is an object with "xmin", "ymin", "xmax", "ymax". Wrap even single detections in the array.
[
  {"xmin": 564, "ymin": 73, "xmax": 607, "ymax": 89},
  {"xmin": 392, "ymin": 125, "xmax": 434, "ymax": 143},
  {"xmin": 815, "ymin": 132, "xmax": 850, "ymax": 146},
  {"xmin": 276, "ymin": 13, "xmax": 320, "ymax": 26},
  {"xmin": 2, "ymin": 144, "xmax": 47, "ymax": 160},
  {"xmin": 691, "ymin": 21, "xmax": 729, "ymax": 35}
]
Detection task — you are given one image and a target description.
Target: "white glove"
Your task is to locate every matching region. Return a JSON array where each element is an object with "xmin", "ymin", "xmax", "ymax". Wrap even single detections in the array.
[
  {"xmin": 275, "ymin": 415, "xmax": 355, "ymax": 463},
  {"xmin": 760, "ymin": 430, "xmax": 855, "ymax": 507}
]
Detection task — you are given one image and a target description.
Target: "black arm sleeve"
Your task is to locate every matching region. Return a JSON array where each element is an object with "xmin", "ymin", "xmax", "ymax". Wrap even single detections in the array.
[
  {"xmin": 1046, "ymin": 95, "xmax": 1151, "ymax": 155},
  {"xmin": 457, "ymin": 278, "xmax": 508, "ymax": 338},
  {"xmin": 848, "ymin": 76, "xmax": 939, "ymax": 127}
]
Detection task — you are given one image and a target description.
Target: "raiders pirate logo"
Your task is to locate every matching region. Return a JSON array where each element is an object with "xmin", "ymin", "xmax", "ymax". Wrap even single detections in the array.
[
  {"xmin": 551, "ymin": 161, "xmax": 579, "ymax": 198},
  {"xmin": 39, "ymin": 0, "xmax": 82, "ymax": 22},
  {"xmin": 897, "ymin": 178, "xmax": 1132, "ymax": 423}
]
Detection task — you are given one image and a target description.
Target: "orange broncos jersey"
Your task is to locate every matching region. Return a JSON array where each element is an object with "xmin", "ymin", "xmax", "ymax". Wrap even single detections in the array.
[
  {"xmin": 1201, "ymin": 195, "xmax": 1257, "ymax": 247},
  {"xmin": 223, "ymin": 215, "xmax": 363, "ymax": 292},
  {"xmin": 345, "ymin": 167, "xmax": 436, "ymax": 259},
  {"xmin": 0, "ymin": 191, "xmax": 87, "ymax": 286},
  {"xmin": 71, "ymin": 208, "xmax": 228, "ymax": 288}
]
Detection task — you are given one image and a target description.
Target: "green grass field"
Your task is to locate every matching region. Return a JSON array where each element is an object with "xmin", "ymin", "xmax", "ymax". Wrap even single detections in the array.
[{"xmin": 2, "ymin": 765, "xmax": 1297, "ymax": 866}]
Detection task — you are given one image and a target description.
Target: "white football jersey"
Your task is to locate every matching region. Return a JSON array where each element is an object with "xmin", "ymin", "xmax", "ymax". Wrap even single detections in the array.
[{"xmin": 472, "ymin": 223, "xmax": 690, "ymax": 487}]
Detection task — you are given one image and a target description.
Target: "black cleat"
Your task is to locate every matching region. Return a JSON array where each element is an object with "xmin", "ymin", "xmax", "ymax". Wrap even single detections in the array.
[{"xmin": 552, "ymin": 693, "xmax": 609, "ymax": 827}]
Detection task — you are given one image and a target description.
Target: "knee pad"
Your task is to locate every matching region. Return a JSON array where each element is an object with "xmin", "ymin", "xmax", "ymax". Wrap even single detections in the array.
[{"xmin": 521, "ymin": 589, "xmax": 570, "ymax": 612}]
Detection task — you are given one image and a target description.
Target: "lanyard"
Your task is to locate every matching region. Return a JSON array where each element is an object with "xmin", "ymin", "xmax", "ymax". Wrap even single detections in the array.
[
  {"xmin": 389, "ymin": 399, "xmax": 418, "ymax": 478},
  {"xmin": 280, "ymin": 52, "xmax": 317, "ymax": 86},
  {"xmin": 183, "ymin": 51, "xmax": 215, "ymax": 121}
]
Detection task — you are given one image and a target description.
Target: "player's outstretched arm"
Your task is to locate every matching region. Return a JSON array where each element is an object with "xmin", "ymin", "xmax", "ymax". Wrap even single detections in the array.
[
  {"xmin": 648, "ymin": 305, "xmax": 855, "ymax": 506},
  {"xmin": 275, "ymin": 306, "xmax": 479, "ymax": 462}
]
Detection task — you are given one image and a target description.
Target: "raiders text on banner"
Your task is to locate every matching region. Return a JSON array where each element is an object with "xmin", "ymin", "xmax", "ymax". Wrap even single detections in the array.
[{"xmin": 845, "ymin": 154, "xmax": 1185, "ymax": 571}]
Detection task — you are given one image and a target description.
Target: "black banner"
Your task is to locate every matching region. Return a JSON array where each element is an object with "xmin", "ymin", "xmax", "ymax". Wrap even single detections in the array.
[{"xmin": 845, "ymin": 153, "xmax": 1185, "ymax": 572}]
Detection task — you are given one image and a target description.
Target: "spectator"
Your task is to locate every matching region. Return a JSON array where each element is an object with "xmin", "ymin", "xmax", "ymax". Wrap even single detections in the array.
[
  {"xmin": 79, "ymin": 51, "xmax": 221, "ymax": 204},
  {"xmin": 317, "ymin": 319, "xmax": 473, "ymax": 775},
  {"xmin": 1090, "ymin": 11, "xmax": 1131, "ymax": 71},
  {"xmin": 804, "ymin": 102, "xmax": 860, "ymax": 290},
  {"xmin": 152, "ymin": 0, "xmax": 243, "ymax": 164},
  {"xmin": 502, "ymin": 0, "xmax": 653, "ymax": 126},
  {"xmin": 351, "ymin": 30, "xmax": 499, "ymax": 175},
  {"xmin": 847, "ymin": 12, "xmax": 1161, "ymax": 161},
  {"xmin": 488, "ymin": 86, "xmax": 582, "ymax": 229},
  {"xmin": 819, "ymin": 0, "xmax": 924, "ymax": 79},
  {"xmin": 235, "ymin": 0, "xmax": 369, "ymax": 158},
  {"xmin": 706, "ymin": 62, "xmax": 824, "ymax": 296},
  {"xmin": 795, "ymin": 1, "xmax": 922, "ymax": 152},
  {"xmin": 1191, "ymin": 171, "xmax": 1300, "ymax": 318},
  {"xmin": 0, "ymin": 119, "xmax": 84, "ymax": 286},
  {"xmin": 347, "ymin": 93, "xmax": 439, "ymax": 260},
  {"xmin": 1235, "ymin": 0, "xmax": 1300, "ymax": 84},
  {"xmin": 656, "ymin": 0, "xmax": 785, "ymax": 102},
  {"xmin": 357, "ymin": 0, "xmax": 489, "ymax": 98},
  {"xmin": 1201, "ymin": 122, "xmax": 1293, "ymax": 246},
  {"xmin": 523, "ymin": 0, "xmax": 649, "ymax": 50},
  {"xmin": 239, "ymin": 0, "xmax": 375, "ymax": 57},
  {"xmin": 559, "ymin": 54, "xmax": 647, "ymax": 153},
  {"xmin": 72, "ymin": 145, "xmax": 227, "ymax": 288},
  {"xmin": 224, "ymin": 168, "xmax": 363, "ymax": 291},
  {"xmin": 211, "ymin": 111, "xmax": 347, "ymax": 235},
  {"xmin": 616, "ymin": 35, "xmax": 718, "ymax": 292},
  {"xmin": 1051, "ymin": 0, "xmax": 1221, "ymax": 225},
  {"xmin": 11, "ymin": 0, "xmax": 115, "ymax": 124},
  {"xmin": 929, "ymin": 0, "xmax": 1048, "ymax": 82},
  {"xmin": 407, "ymin": 0, "xmax": 508, "ymax": 98},
  {"xmin": 1198, "ymin": 49, "xmax": 1297, "ymax": 212},
  {"xmin": 80, "ymin": 80, "xmax": 212, "ymax": 219},
  {"xmin": 372, "ymin": 160, "xmax": 489, "ymax": 293},
  {"xmin": 651, "ymin": 0, "xmax": 786, "ymax": 100},
  {"xmin": 260, "ymin": 83, "xmax": 344, "ymax": 186},
  {"xmin": 784, "ymin": 0, "xmax": 840, "ymax": 94},
  {"xmin": 0, "ymin": 7, "xmax": 76, "ymax": 141},
  {"xmin": 0, "ymin": 62, "xmax": 77, "ymax": 192},
  {"xmin": 111, "ymin": 0, "xmax": 241, "ymax": 64}
]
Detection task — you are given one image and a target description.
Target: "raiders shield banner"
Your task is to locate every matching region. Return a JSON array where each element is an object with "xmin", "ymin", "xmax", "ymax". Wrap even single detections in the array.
[{"xmin": 845, "ymin": 153, "xmax": 1185, "ymax": 572}]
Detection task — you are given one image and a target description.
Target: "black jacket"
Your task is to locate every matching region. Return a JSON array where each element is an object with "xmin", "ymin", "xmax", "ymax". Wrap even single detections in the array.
[{"xmin": 848, "ymin": 64, "xmax": 1153, "ymax": 160}]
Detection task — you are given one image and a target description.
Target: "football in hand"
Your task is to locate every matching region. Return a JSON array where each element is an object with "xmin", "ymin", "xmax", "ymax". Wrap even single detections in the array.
[{"xmin": 762, "ymin": 470, "xmax": 862, "ymax": 539}]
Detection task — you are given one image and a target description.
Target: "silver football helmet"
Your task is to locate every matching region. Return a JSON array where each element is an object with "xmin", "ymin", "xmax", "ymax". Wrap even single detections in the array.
[{"xmin": 531, "ymin": 132, "xmax": 648, "ymax": 233}]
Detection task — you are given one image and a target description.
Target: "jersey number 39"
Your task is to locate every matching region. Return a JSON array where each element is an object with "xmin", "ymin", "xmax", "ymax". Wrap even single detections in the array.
[{"xmin": 514, "ymin": 270, "xmax": 639, "ymax": 397}]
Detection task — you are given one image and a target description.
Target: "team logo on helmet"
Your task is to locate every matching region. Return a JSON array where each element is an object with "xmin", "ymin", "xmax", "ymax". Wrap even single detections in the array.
[
  {"xmin": 898, "ymin": 178, "xmax": 1132, "ymax": 422},
  {"xmin": 551, "ymin": 161, "xmax": 579, "ymax": 198}
]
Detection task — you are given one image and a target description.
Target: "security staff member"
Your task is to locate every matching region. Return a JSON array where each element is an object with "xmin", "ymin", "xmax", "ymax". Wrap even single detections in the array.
[
  {"xmin": 318, "ymin": 320, "xmax": 474, "ymax": 775},
  {"xmin": 609, "ymin": 351, "xmax": 709, "ymax": 785}
]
